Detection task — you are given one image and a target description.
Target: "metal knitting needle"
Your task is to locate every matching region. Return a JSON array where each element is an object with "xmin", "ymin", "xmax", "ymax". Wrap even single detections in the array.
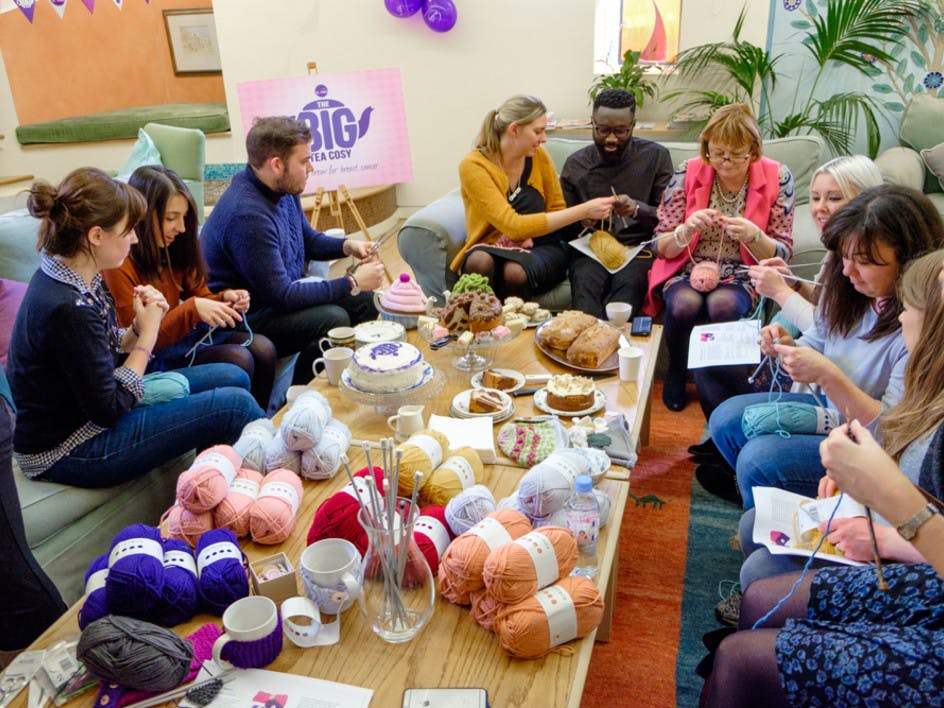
[
  {"xmin": 345, "ymin": 229, "xmax": 395, "ymax": 276},
  {"xmin": 735, "ymin": 265, "xmax": 821, "ymax": 287}
]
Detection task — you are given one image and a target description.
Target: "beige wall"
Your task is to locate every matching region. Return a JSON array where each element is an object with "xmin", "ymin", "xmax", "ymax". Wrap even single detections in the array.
[{"xmin": 0, "ymin": 0, "xmax": 768, "ymax": 207}]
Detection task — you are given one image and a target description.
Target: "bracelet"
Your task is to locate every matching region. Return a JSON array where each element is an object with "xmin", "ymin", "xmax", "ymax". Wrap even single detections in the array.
[
  {"xmin": 673, "ymin": 225, "xmax": 689, "ymax": 248},
  {"xmin": 131, "ymin": 345, "xmax": 153, "ymax": 360},
  {"xmin": 131, "ymin": 320, "xmax": 140, "ymax": 337}
]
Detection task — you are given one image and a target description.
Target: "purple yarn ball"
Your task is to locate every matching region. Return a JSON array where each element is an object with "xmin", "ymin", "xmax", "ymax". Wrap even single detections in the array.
[
  {"xmin": 385, "ymin": 0, "xmax": 423, "ymax": 18},
  {"xmin": 197, "ymin": 528, "xmax": 248, "ymax": 615},
  {"xmin": 154, "ymin": 539, "xmax": 200, "ymax": 627},
  {"xmin": 422, "ymin": 0, "xmax": 457, "ymax": 32},
  {"xmin": 78, "ymin": 554, "xmax": 110, "ymax": 630},
  {"xmin": 105, "ymin": 524, "xmax": 165, "ymax": 619}
]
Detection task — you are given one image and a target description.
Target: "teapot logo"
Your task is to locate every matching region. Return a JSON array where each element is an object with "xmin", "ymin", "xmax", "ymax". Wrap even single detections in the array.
[{"xmin": 297, "ymin": 84, "xmax": 374, "ymax": 163}]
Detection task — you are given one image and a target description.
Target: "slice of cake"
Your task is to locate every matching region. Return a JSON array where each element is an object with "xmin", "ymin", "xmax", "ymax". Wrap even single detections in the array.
[
  {"xmin": 482, "ymin": 369, "xmax": 518, "ymax": 391},
  {"xmin": 545, "ymin": 374, "xmax": 595, "ymax": 412},
  {"xmin": 469, "ymin": 389, "xmax": 507, "ymax": 414}
]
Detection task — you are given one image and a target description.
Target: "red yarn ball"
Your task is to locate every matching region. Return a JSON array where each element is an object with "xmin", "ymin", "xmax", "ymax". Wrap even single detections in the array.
[
  {"xmin": 413, "ymin": 505, "xmax": 453, "ymax": 575},
  {"xmin": 306, "ymin": 466, "xmax": 383, "ymax": 555}
]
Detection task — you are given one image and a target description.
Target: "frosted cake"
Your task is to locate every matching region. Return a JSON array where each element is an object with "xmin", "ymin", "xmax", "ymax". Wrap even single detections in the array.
[{"xmin": 346, "ymin": 341, "xmax": 427, "ymax": 393}]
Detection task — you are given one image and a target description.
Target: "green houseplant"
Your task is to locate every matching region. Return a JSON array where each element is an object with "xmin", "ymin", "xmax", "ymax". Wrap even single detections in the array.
[
  {"xmin": 663, "ymin": 0, "xmax": 927, "ymax": 156},
  {"xmin": 588, "ymin": 49, "xmax": 659, "ymax": 107}
]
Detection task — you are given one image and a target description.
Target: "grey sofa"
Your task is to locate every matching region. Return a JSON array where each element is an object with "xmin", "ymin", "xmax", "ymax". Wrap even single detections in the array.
[{"xmin": 398, "ymin": 134, "xmax": 827, "ymax": 306}]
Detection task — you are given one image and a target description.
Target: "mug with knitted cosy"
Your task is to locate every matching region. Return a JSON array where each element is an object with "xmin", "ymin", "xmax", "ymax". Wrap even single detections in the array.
[
  {"xmin": 300, "ymin": 538, "xmax": 362, "ymax": 614},
  {"xmin": 212, "ymin": 595, "xmax": 282, "ymax": 669}
]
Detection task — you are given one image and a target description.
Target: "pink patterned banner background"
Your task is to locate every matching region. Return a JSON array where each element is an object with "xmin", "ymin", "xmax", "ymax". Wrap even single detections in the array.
[{"xmin": 236, "ymin": 67, "xmax": 413, "ymax": 192}]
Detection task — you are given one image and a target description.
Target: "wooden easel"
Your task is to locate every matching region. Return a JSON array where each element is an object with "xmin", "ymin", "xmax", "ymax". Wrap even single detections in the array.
[{"xmin": 305, "ymin": 61, "xmax": 391, "ymax": 283}]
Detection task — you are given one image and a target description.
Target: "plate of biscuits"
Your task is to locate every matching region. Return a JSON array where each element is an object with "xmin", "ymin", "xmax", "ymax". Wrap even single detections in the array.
[
  {"xmin": 534, "ymin": 311, "xmax": 624, "ymax": 373},
  {"xmin": 451, "ymin": 388, "xmax": 515, "ymax": 423},
  {"xmin": 470, "ymin": 368, "xmax": 526, "ymax": 393}
]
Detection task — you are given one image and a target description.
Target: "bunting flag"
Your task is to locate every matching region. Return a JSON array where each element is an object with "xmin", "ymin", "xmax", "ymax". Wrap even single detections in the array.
[
  {"xmin": 80, "ymin": 0, "xmax": 94, "ymax": 12},
  {"xmin": 50, "ymin": 0, "xmax": 67, "ymax": 18},
  {"xmin": 112, "ymin": 0, "xmax": 121, "ymax": 8},
  {"xmin": 14, "ymin": 0, "xmax": 36, "ymax": 23}
]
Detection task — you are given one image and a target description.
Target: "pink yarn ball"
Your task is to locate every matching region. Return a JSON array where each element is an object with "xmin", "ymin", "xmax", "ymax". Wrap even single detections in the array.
[
  {"xmin": 176, "ymin": 445, "xmax": 242, "ymax": 513},
  {"xmin": 162, "ymin": 503, "xmax": 214, "ymax": 548},
  {"xmin": 214, "ymin": 468, "xmax": 264, "ymax": 538},
  {"xmin": 249, "ymin": 468, "xmax": 304, "ymax": 545}
]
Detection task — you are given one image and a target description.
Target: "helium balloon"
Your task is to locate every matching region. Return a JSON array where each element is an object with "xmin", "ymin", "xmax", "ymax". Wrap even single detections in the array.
[
  {"xmin": 385, "ymin": 0, "xmax": 424, "ymax": 18},
  {"xmin": 422, "ymin": 0, "xmax": 457, "ymax": 32}
]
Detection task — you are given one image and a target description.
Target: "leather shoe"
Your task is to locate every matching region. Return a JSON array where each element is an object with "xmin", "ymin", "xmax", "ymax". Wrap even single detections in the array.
[
  {"xmin": 695, "ymin": 463, "xmax": 741, "ymax": 505},
  {"xmin": 687, "ymin": 438, "xmax": 719, "ymax": 458},
  {"xmin": 662, "ymin": 373, "xmax": 687, "ymax": 412}
]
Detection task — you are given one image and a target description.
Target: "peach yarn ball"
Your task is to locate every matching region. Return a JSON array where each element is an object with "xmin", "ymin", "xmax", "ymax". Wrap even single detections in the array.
[
  {"xmin": 163, "ymin": 503, "xmax": 214, "ymax": 548},
  {"xmin": 482, "ymin": 526, "xmax": 577, "ymax": 604},
  {"xmin": 492, "ymin": 575, "xmax": 604, "ymax": 659},
  {"xmin": 469, "ymin": 588, "xmax": 506, "ymax": 633},
  {"xmin": 395, "ymin": 429, "xmax": 451, "ymax": 497},
  {"xmin": 249, "ymin": 468, "xmax": 304, "ymax": 545},
  {"xmin": 176, "ymin": 445, "xmax": 242, "ymax": 513},
  {"xmin": 419, "ymin": 446, "xmax": 484, "ymax": 507},
  {"xmin": 437, "ymin": 509, "xmax": 531, "ymax": 605},
  {"xmin": 213, "ymin": 468, "xmax": 263, "ymax": 538}
]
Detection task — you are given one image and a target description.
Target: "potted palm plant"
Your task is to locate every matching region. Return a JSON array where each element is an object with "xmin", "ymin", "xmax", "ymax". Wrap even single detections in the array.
[
  {"xmin": 663, "ymin": 0, "xmax": 927, "ymax": 156},
  {"xmin": 588, "ymin": 49, "xmax": 659, "ymax": 107}
]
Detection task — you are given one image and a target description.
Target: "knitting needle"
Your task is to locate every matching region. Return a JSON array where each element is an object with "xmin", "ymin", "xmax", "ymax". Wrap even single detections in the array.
[
  {"xmin": 747, "ymin": 337, "xmax": 779, "ymax": 384},
  {"xmin": 735, "ymin": 265, "xmax": 821, "ymax": 287},
  {"xmin": 340, "ymin": 455, "xmax": 371, "ymax": 520},
  {"xmin": 844, "ymin": 409, "xmax": 888, "ymax": 591},
  {"xmin": 124, "ymin": 669, "xmax": 235, "ymax": 708},
  {"xmin": 610, "ymin": 186, "xmax": 629, "ymax": 229},
  {"xmin": 345, "ymin": 229, "xmax": 394, "ymax": 276}
]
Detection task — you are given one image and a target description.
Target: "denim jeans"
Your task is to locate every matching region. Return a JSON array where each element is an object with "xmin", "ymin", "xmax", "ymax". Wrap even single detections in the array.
[
  {"xmin": 42, "ymin": 363, "xmax": 264, "ymax": 488},
  {"xmin": 738, "ymin": 508, "xmax": 834, "ymax": 590},
  {"xmin": 709, "ymin": 392, "xmax": 826, "ymax": 509}
]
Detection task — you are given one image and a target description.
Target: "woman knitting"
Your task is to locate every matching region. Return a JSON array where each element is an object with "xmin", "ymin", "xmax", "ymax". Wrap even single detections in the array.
[
  {"xmin": 646, "ymin": 103, "xmax": 795, "ymax": 412},
  {"xmin": 7, "ymin": 168, "xmax": 264, "ymax": 488},
  {"xmin": 454, "ymin": 94, "xmax": 615, "ymax": 300},
  {"xmin": 103, "ymin": 166, "xmax": 277, "ymax": 409},
  {"xmin": 703, "ymin": 252, "xmax": 944, "ymax": 707},
  {"xmin": 707, "ymin": 185, "xmax": 944, "ymax": 509}
]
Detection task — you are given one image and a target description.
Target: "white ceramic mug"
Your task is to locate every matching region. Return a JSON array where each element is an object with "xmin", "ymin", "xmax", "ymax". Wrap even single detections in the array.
[
  {"xmin": 211, "ymin": 595, "xmax": 281, "ymax": 668},
  {"xmin": 387, "ymin": 404, "xmax": 425, "ymax": 441},
  {"xmin": 312, "ymin": 347, "xmax": 354, "ymax": 386},
  {"xmin": 618, "ymin": 346, "xmax": 643, "ymax": 382},
  {"xmin": 605, "ymin": 302, "xmax": 633, "ymax": 327},
  {"xmin": 317, "ymin": 326, "xmax": 356, "ymax": 353},
  {"xmin": 300, "ymin": 538, "xmax": 362, "ymax": 614}
]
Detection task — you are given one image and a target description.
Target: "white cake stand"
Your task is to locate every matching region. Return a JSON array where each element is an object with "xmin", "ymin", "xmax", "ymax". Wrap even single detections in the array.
[
  {"xmin": 419, "ymin": 328, "xmax": 520, "ymax": 373},
  {"xmin": 337, "ymin": 365, "xmax": 447, "ymax": 415}
]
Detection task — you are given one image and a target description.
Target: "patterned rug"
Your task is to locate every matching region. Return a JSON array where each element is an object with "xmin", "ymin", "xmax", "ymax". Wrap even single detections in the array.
[{"xmin": 582, "ymin": 381, "xmax": 713, "ymax": 707}]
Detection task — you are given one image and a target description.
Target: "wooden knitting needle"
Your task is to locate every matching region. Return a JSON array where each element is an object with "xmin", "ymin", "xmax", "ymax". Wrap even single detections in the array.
[
  {"xmin": 610, "ymin": 186, "xmax": 629, "ymax": 229},
  {"xmin": 844, "ymin": 409, "xmax": 888, "ymax": 591}
]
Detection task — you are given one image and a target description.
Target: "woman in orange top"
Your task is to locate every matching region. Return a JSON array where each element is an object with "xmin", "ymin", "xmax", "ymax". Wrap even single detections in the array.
[
  {"xmin": 454, "ymin": 94, "xmax": 615, "ymax": 299},
  {"xmin": 104, "ymin": 166, "xmax": 276, "ymax": 408}
]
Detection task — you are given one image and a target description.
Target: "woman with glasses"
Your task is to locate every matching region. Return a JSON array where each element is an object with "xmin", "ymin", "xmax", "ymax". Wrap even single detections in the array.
[
  {"xmin": 104, "ymin": 166, "xmax": 277, "ymax": 409},
  {"xmin": 453, "ymin": 94, "xmax": 615, "ymax": 299},
  {"xmin": 644, "ymin": 104, "xmax": 795, "ymax": 412}
]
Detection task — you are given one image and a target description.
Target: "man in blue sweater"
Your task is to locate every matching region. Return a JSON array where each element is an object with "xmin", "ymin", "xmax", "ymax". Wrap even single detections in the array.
[{"xmin": 202, "ymin": 116, "xmax": 382, "ymax": 385}]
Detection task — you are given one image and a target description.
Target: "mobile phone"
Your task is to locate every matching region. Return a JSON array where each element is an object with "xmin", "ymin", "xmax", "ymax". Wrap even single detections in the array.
[
  {"xmin": 630, "ymin": 316, "xmax": 653, "ymax": 337},
  {"xmin": 402, "ymin": 687, "xmax": 489, "ymax": 708}
]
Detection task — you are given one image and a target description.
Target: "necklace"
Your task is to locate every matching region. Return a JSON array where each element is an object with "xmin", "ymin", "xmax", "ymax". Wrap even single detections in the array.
[{"xmin": 714, "ymin": 175, "xmax": 748, "ymax": 206}]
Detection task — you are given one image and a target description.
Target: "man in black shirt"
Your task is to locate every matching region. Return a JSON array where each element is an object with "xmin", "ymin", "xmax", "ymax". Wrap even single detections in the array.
[{"xmin": 560, "ymin": 89, "xmax": 673, "ymax": 318}]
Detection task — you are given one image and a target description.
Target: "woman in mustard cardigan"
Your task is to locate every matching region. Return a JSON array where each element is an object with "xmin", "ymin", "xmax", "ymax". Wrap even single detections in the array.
[
  {"xmin": 646, "ymin": 104, "xmax": 795, "ymax": 412},
  {"xmin": 453, "ymin": 94, "xmax": 615, "ymax": 300}
]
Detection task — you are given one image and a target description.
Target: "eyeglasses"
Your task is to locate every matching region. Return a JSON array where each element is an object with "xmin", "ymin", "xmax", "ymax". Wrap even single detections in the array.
[
  {"xmin": 592, "ymin": 122, "xmax": 634, "ymax": 139},
  {"xmin": 707, "ymin": 150, "xmax": 752, "ymax": 163}
]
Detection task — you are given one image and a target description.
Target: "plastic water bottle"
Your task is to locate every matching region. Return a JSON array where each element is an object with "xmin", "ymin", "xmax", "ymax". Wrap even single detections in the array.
[{"xmin": 566, "ymin": 475, "xmax": 600, "ymax": 578}]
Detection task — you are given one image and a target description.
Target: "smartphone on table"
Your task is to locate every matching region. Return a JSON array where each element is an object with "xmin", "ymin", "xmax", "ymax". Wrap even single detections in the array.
[{"xmin": 630, "ymin": 316, "xmax": 652, "ymax": 337}]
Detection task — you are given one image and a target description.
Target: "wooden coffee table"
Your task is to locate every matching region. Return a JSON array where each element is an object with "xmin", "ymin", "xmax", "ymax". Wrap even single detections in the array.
[{"xmin": 10, "ymin": 326, "xmax": 661, "ymax": 708}]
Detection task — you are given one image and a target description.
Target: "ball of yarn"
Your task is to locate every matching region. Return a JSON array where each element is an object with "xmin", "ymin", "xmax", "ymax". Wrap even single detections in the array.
[
  {"xmin": 492, "ymin": 576, "xmax": 604, "ymax": 659},
  {"xmin": 741, "ymin": 401, "xmax": 841, "ymax": 439},
  {"xmin": 444, "ymin": 484, "xmax": 496, "ymax": 536},
  {"xmin": 280, "ymin": 393, "xmax": 331, "ymax": 451},
  {"xmin": 300, "ymin": 419, "xmax": 351, "ymax": 480},
  {"xmin": 438, "ymin": 509, "xmax": 531, "ymax": 605},
  {"xmin": 517, "ymin": 452, "xmax": 583, "ymax": 518},
  {"xmin": 396, "ymin": 429, "xmax": 451, "ymax": 497},
  {"xmin": 413, "ymin": 505, "xmax": 453, "ymax": 575},
  {"xmin": 77, "ymin": 615, "xmax": 193, "ymax": 691},
  {"xmin": 483, "ymin": 527, "xmax": 578, "ymax": 604},
  {"xmin": 469, "ymin": 588, "xmax": 506, "ymax": 633},
  {"xmin": 105, "ymin": 523, "xmax": 165, "ymax": 619},
  {"xmin": 78, "ymin": 554, "xmax": 110, "ymax": 630},
  {"xmin": 557, "ymin": 447, "xmax": 611, "ymax": 481},
  {"xmin": 306, "ymin": 466, "xmax": 383, "ymax": 555},
  {"xmin": 233, "ymin": 418, "xmax": 276, "ymax": 472},
  {"xmin": 163, "ymin": 502, "xmax": 214, "ymax": 548},
  {"xmin": 196, "ymin": 528, "xmax": 248, "ymax": 615},
  {"xmin": 593, "ymin": 488, "xmax": 612, "ymax": 528},
  {"xmin": 265, "ymin": 436, "xmax": 302, "ymax": 474},
  {"xmin": 690, "ymin": 260, "xmax": 721, "ymax": 292},
  {"xmin": 176, "ymin": 445, "xmax": 242, "ymax": 513},
  {"xmin": 214, "ymin": 468, "xmax": 263, "ymax": 538},
  {"xmin": 419, "ymin": 446, "xmax": 484, "ymax": 507},
  {"xmin": 250, "ymin": 468, "xmax": 304, "ymax": 544},
  {"xmin": 153, "ymin": 539, "xmax": 199, "ymax": 627},
  {"xmin": 530, "ymin": 508, "xmax": 569, "ymax": 529}
]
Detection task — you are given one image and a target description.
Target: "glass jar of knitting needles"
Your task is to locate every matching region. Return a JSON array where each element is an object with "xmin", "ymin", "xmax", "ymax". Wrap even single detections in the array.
[{"xmin": 356, "ymin": 498, "xmax": 435, "ymax": 643}]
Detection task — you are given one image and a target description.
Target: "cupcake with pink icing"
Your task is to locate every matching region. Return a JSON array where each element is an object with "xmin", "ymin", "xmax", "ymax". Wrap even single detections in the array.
[{"xmin": 379, "ymin": 274, "xmax": 431, "ymax": 314}]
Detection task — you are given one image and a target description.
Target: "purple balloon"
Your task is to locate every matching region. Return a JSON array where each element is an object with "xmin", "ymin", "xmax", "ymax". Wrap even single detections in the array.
[
  {"xmin": 422, "ymin": 0, "xmax": 457, "ymax": 32},
  {"xmin": 385, "ymin": 0, "xmax": 424, "ymax": 18}
]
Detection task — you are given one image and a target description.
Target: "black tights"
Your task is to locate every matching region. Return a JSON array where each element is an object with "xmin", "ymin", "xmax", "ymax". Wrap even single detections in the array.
[
  {"xmin": 462, "ymin": 250, "xmax": 530, "ymax": 300},
  {"xmin": 703, "ymin": 572, "xmax": 811, "ymax": 707},
  {"xmin": 194, "ymin": 331, "xmax": 277, "ymax": 409}
]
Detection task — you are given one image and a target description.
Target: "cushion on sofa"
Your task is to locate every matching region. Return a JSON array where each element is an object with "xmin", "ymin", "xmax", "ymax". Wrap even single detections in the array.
[
  {"xmin": 0, "ymin": 209, "xmax": 41, "ymax": 283},
  {"xmin": 0, "ymin": 279, "xmax": 27, "ymax": 368},
  {"xmin": 115, "ymin": 129, "xmax": 164, "ymax": 182},
  {"xmin": 898, "ymin": 94, "xmax": 944, "ymax": 194},
  {"xmin": 876, "ymin": 145, "xmax": 927, "ymax": 191},
  {"xmin": 920, "ymin": 143, "xmax": 944, "ymax": 192}
]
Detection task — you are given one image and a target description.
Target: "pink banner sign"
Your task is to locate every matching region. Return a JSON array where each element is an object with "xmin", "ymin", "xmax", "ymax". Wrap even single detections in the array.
[{"xmin": 237, "ymin": 68, "xmax": 413, "ymax": 192}]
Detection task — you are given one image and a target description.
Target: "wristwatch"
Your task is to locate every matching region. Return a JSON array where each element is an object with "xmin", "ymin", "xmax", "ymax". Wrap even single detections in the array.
[
  {"xmin": 347, "ymin": 274, "xmax": 361, "ymax": 296},
  {"xmin": 896, "ymin": 502, "xmax": 940, "ymax": 540}
]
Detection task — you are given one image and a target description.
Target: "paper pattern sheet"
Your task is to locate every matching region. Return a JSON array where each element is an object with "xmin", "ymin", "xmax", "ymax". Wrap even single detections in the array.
[
  {"xmin": 181, "ymin": 667, "xmax": 372, "ymax": 708},
  {"xmin": 687, "ymin": 319, "xmax": 761, "ymax": 369}
]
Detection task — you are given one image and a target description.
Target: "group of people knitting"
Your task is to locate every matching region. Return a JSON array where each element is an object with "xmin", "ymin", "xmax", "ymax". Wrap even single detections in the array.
[{"xmin": 3, "ymin": 90, "xmax": 943, "ymax": 703}]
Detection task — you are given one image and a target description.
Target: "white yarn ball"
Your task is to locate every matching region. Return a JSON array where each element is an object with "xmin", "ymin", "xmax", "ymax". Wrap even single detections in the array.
[
  {"xmin": 280, "ymin": 395, "xmax": 331, "ymax": 452},
  {"xmin": 265, "ymin": 436, "xmax": 301, "ymax": 474},
  {"xmin": 300, "ymin": 419, "xmax": 351, "ymax": 481},
  {"xmin": 444, "ymin": 484, "xmax": 496, "ymax": 536},
  {"xmin": 516, "ymin": 452, "xmax": 583, "ymax": 518},
  {"xmin": 594, "ymin": 488, "xmax": 612, "ymax": 528},
  {"xmin": 233, "ymin": 419, "xmax": 276, "ymax": 472}
]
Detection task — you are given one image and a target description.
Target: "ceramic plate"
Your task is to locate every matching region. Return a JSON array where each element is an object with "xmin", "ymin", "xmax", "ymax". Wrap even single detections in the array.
[
  {"xmin": 533, "ymin": 388, "xmax": 606, "ymax": 417},
  {"xmin": 533, "ymin": 319, "xmax": 623, "ymax": 373},
  {"xmin": 450, "ymin": 403, "xmax": 516, "ymax": 424},
  {"xmin": 451, "ymin": 388, "xmax": 514, "ymax": 419},
  {"xmin": 340, "ymin": 362, "xmax": 434, "ymax": 395},
  {"xmin": 569, "ymin": 232, "xmax": 648, "ymax": 274},
  {"xmin": 353, "ymin": 320, "xmax": 406, "ymax": 346},
  {"xmin": 470, "ymin": 368, "xmax": 526, "ymax": 393}
]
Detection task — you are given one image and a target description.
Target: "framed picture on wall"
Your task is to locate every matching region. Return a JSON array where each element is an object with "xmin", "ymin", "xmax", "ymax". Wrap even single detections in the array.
[{"xmin": 163, "ymin": 8, "xmax": 222, "ymax": 76}]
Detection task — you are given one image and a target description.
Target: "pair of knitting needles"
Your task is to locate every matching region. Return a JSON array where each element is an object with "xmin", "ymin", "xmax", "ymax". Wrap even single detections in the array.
[
  {"xmin": 344, "ymin": 229, "xmax": 395, "ymax": 277},
  {"xmin": 735, "ymin": 264, "xmax": 822, "ymax": 288}
]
